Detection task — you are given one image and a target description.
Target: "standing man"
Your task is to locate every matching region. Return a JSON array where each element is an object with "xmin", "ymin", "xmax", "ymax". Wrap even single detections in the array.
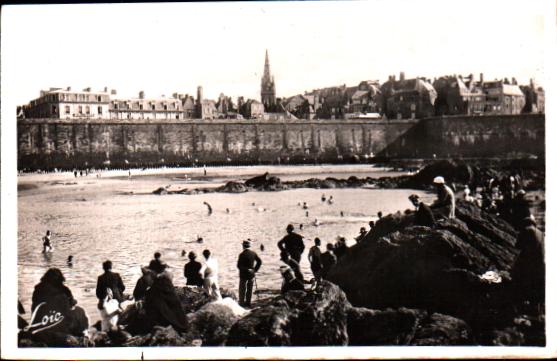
[
  {"xmin": 201, "ymin": 249, "xmax": 222, "ymax": 300},
  {"xmin": 96, "ymin": 260, "xmax": 125, "ymax": 313},
  {"xmin": 237, "ymin": 239, "xmax": 262, "ymax": 307},
  {"xmin": 432, "ymin": 176, "xmax": 456, "ymax": 219},
  {"xmin": 148, "ymin": 252, "xmax": 167, "ymax": 274},
  {"xmin": 308, "ymin": 237, "xmax": 323, "ymax": 280},
  {"xmin": 277, "ymin": 224, "xmax": 305, "ymax": 263},
  {"xmin": 321, "ymin": 243, "xmax": 337, "ymax": 279}
]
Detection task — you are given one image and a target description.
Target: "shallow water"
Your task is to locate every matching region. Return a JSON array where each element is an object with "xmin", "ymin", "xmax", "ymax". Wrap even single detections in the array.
[{"xmin": 18, "ymin": 169, "xmax": 434, "ymax": 322}]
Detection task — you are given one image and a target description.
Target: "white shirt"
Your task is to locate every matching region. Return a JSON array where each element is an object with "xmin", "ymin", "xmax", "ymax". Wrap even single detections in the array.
[{"xmin": 202, "ymin": 256, "xmax": 219, "ymax": 279}]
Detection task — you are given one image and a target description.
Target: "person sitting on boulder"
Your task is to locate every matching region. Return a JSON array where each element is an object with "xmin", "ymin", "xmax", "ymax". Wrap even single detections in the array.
[
  {"xmin": 138, "ymin": 270, "xmax": 187, "ymax": 334},
  {"xmin": 320, "ymin": 243, "xmax": 337, "ymax": 279},
  {"xmin": 333, "ymin": 236, "xmax": 348, "ymax": 259},
  {"xmin": 277, "ymin": 224, "xmax": 305, "ymax": 263},
  {"xmin": 133, "ymin": 266, "xmax": 155, "ymax": 301},
  {"xmin": 511, "ymin": 216, "xmax": 545, "ymax": 307},
  {"xmin": 355, "ymin": 227, "xmax": 367, "ymax": 243},
  {"xmin": 148, "ymin": 252, "xmax": 168, "ymax": 274},
  {"xmin": 431, "ymin": 176, "xmax": 456, "ymax": 219},
  {"xmin": 183, "ymin": 251, "xmax": 204, "ymax": 287},
  {"xmin": 280, "ymin": 266, "xmax": 305, "ymax": 294},
  {"xmin": 29, "ymin": 268, "xmax": 89, "ymax": 345},
  {"xmin": 409, "ymin": 194, "xmax": 435, "ymax": 227},
  {"xmin": 280, "ymin": 251, "xmax": 305, "ymax": 283}
]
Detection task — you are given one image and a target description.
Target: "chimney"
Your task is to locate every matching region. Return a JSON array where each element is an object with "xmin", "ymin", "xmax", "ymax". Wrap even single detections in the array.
[
  {"xmin": 111, "ymin": 89, "xmax": 117, "ymax": 95},
  {"xmin": 139, "ymin": 91, "xmax": 145, "ymax": 99},
  {"xmin": 197, "ymin": 86, "xmax": 203, "ymax": 102},
  {"xmin": 172, "ymin": 92, "xmax": 178, "ymax": 99},
  {"xmin": 504, "ymin": 77, "xmax": 510, "ymax": 85},
  {"xmin": 512, "ymin": 77, "xmax": 517, "ymax": 85},
  {"xmin": 479, "ymin": 73, "xmax": 484, "ymax": 85},
  {"xmin": 104, "ymin": 86, "xmax": 108, "ymax": 92},
  {"xmin": 66, "ymin": 86, "xmax": 72, "ymax": 91},
  {"xmin": 530, "ymin": 78, "xmax": 534, "ymax": 88},
  {"xmin": 83, "ymin": 87, "xmax": 91, "ymax": 92},
  {"xmin": 400, "ymin": 72, "xmax": 405, "ymax": 81}
]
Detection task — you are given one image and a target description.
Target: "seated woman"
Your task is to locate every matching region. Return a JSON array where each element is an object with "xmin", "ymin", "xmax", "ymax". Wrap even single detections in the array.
[
  {"xmin": 126, "ymin": 270, "xmax": 187, "ymax": 334},
  {"xmin": 26, "ymin": 268, "xmax": 89, "ymax": 345}
]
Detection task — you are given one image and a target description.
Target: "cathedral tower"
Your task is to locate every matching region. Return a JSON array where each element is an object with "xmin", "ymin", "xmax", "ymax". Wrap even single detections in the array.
[{"xmin": 261, "ymin": 49, "xmax": 276, "ymax": 110}]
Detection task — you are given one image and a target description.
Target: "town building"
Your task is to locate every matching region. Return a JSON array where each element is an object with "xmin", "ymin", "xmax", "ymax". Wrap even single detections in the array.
[
  {"xmin": 483, "ymin": 78, "xmax": 525, "ymax": 115},
  {"xmin": 433, "ymin": 74, "xmax": 486, "ymax": 116},
  {"xmin": 520, "ymin": 79, "xmax": 545, "ymax": 114},
  {"xmin": 239, "ymin": 99, "xmax": 264, "ymax": 119},
  {"xmin": 22, "ymin": 87, "xmax": 111, "ymax": 119},
  {"xmin": 381, "ymin": 72, "xmax": 437, "ymax": 119},
  {"xmin": 348, "ymin": 80, "xmax": 383, "ymax": 115},
  {"xmin": 261, "ymin": 50, "xmax": 277, "ymax": 111},
  {"xmin": 109, "ymin": 91, "xmax": 184, "ymax": 120}
]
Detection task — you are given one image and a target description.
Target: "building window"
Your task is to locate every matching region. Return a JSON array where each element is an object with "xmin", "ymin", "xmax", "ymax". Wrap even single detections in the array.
[
  {"xmin": 139, "ymin": 104, "xmax": 143, "ymax": 110},
  {"xmin": 152, "ymin": 104, "xmax": 156, "ymax": 110},
  {"xmin": 164, "ymin": 104, "xmax": 168, "ymax": 110},
  {"xmin": 52, "ymin": 105, "xmax": 57, "ymax": 114},
  {"xmin": 114, "ymin": 103, "xmax": 118, "ymax": 110},
  {"xmin": 98, "ymin": 96, "xmax": 102, "ymax": 102},
  {"xmin": 98, "ymin": 106, "xmax": 103, "ymax": 115},
  {"xmin": 86, "ymin": 106, "xmax": 90, "ymax": 114},
  {"xmin": 78, "ymin": 105, "xmax": 83, "ymax": 114},
  {"xmin": 65, "ymin": 105, "xmax": 70, "ymax": 114}
]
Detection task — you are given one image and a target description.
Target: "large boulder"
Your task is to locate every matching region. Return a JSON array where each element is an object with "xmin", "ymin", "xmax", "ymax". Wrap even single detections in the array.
[
  {"xmin": 346, "ymin": 307, "xmax": 473, "ymax": 346},
  {"xmin": 185, "ymin": 300, "xmax": 243, "ymax": 346},
  {"xmin": 226, "ymin": 299, "xmax": 294, "ymax": 346},
  {"xmin": 218, "ymin": 181, "xmax": 247, "ymax": 193},
  {"xmin": 226, "ymin": 281, "xmax": 349, "ymax": 346},
  {"xmin": 406, "ymin": 160, "xmax": 475, "ymax": 189},
  {"xmin": 175, "ymin": 286, "xmax": 236, "ymax": 315},
  {"xmin": 244, "ymin": 172, "xmax": 270, "ymax": 188},
  {"xmin": 327, "ymin": 201, "xmax": 519, "ymax": 322}
]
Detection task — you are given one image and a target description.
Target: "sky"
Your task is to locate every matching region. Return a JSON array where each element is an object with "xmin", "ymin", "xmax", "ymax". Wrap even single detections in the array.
[{"xmin": 1, "ymin": 0, "xmax": 548, "ymax": 105}]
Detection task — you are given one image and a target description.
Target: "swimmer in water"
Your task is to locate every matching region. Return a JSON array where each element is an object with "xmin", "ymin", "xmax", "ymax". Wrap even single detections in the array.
[
  {"xmin": 305, "ymin": 211, "xmax": 309, "ymax": 217},
  {"xmin": 321, "ymin": 194, "xmax": 326, "ymax": 202},
  {"xmin": 67, "ymin": 255, "xmax": 73, "ymax": 267},
  {"xmin": 203, "ymin": 201, "xmax": 213, "ymax": 215},
  {"xmin": 299, "ymin": 224, "xmax": 304, "ymax": 230},
  {"xmin": 197, "ymin": 236, "xmax": 204, "ymax": 243},
  {"xmin": 302, "ymin": 202, "xmax": 308, "ymax": 210},
  {"xmin": 42, "ymin": 230, "xmax": 53, "ymax": 253},
  {"xmin": 340, "ymin": 211, "xmax": 344, "ymax": 217},
  {"xmin": 328, "ymin": 196, "xmax": 334, "ymax": 205},
  {"xmin": 260, "ymin": 244, "xmax": 265, "ymax": 251},
  {"xmin": 226, "ymin": 208, "xmax": 231, "ymax": 214},
  {"xmin": 313, "ymin": 218, "xmax": 320, "ymax": 226},
  {"xmin": 182, "ymin": 250, "xmax": 187, "ymax": 257}
]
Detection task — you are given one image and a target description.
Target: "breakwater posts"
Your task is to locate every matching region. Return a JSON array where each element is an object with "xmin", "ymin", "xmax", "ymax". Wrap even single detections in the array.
[{"xmin": 17, "ymin": 119, "xmax": 416, "ymax": 170}]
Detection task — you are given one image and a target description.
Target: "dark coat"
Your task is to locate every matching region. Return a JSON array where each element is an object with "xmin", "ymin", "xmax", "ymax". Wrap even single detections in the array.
[
  {"xmin": 144, "ymin": 275, "xmax": 187, "ymax": 332},
  {"xmin": 321, "ymin": 251, "xmax": 337, "ymax": 278},
  {"xmin": 96, "ymin": 271, "xmax": 125, "ymax": 309},
  {"xmin": 133, "ymin": 273, "xmax": 154, "ymax": 301},
  {"xmin": 415, "ymin": 202, "xmax": 435, "ymax": 227},
  {"xmin": 278, "ymin": 232, "xmax": 305, "ymax": 258},
  {"xmin": 237, "ymin": 249, "xmax": 262, "ymax": 280},
  {"xmin": 183, "ymin": 260, "xmax": 203, "ymax": 287},
  {"xmin": 512, "ymin": 224, "xmax": 545, "ymax": 303}
]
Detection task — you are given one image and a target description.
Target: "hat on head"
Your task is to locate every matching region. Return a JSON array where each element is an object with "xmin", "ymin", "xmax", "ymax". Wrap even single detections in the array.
[
  {"xmin": 517, "ymin": 189, "xmax": 526, "ymax": 196},
  {"xmin": 433, "ymin": 176, "xmax": 445, "ymax": 184},
  {"xmin": 242, "ymin": 239, "xmax": 252, "ymax": 247}
]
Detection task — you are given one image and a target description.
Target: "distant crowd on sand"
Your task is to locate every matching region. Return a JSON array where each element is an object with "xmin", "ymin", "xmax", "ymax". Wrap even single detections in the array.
[{"xmin": 18, "ymin": 172, "xmax": 543, "ymax": 347}]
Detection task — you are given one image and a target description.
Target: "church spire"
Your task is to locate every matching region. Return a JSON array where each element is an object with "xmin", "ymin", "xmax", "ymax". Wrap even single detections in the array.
[{"xmin": 261, "ymin": 49, "xmax": 276, "ymax": 110}]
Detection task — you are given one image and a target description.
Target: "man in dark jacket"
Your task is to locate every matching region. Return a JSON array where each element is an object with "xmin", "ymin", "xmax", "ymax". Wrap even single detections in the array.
[
  {"xmin": 183, "ymin": 251, "xmax": 203, "ymax": 287},
  {"xmin": 511, "ymin": 216, "xmax": 545, "ymax": 306},
  {"xmin": 321, "ymin": 243, "xmax": 337, "ymax": 279},
  {"xmin": 409, "ymin": 194, "xmax": 436, "ymax": 227},
  {"xmin": 96, "ymin": 260, "xmax": 125, "ymax": 311},
  {"xmin": 277, "ymin": 224, "xmax": 305, "ymax": 263},
  {"xmin": 237, "ymin": 239, "xmax": 262, "ymax": 307},
  {"xmin": 148, "ymin": 252, "xmax": 167, "ymax": 274}
]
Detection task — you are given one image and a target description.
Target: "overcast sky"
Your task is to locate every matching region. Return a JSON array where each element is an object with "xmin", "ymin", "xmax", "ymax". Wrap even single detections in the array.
[{"xmin": 1, "ymin": 0, "xmax": 547, "ymax": 105}]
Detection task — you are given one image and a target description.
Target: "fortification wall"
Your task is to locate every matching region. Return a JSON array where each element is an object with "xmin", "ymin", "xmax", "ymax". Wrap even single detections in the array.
[
  {"xmin": 378, "ymin": 114, "xmax": 545, "ymax": 159},
  {"xmin": 17, "ymin": 119, "xmax": 416, "ymax": 169}
]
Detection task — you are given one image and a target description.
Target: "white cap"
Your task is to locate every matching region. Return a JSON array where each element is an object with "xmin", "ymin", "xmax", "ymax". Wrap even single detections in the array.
[{"xmin": 433, "ymin": 176, "xmax": 445, "ymax": 184}]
